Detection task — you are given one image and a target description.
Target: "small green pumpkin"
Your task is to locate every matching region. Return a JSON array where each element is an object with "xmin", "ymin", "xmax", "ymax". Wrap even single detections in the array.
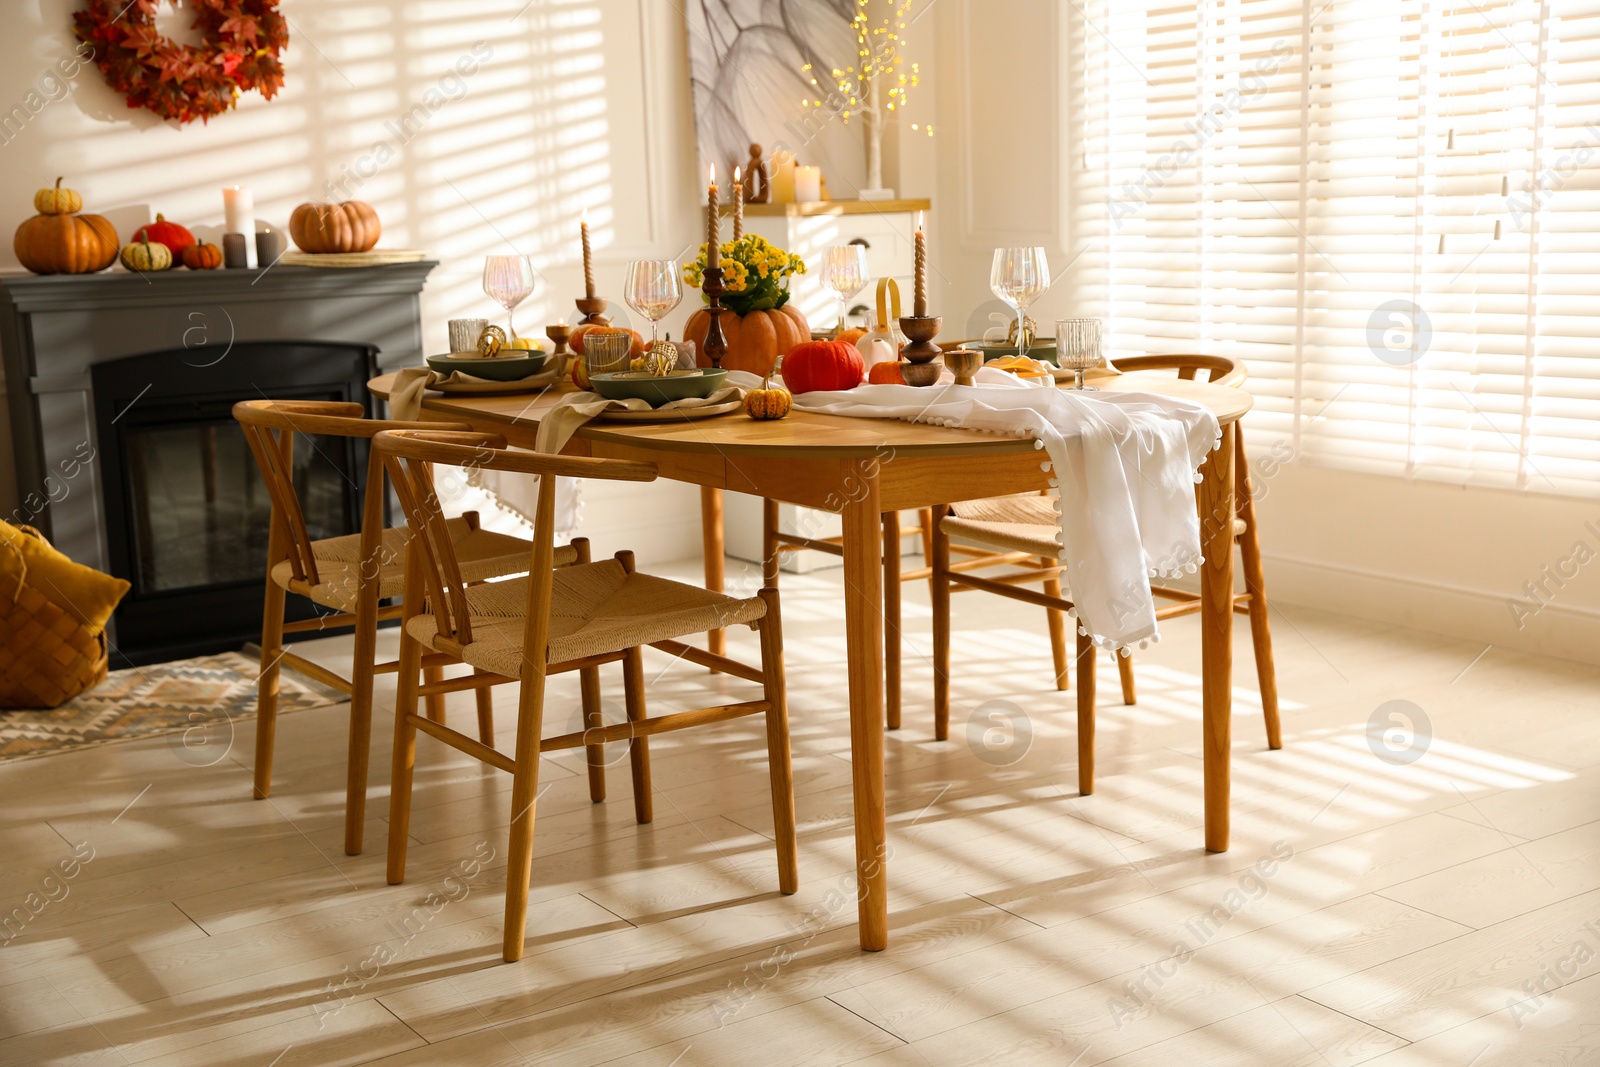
[{"xmin": 120, "ymin": 234, "xmax": 171, "ymax": 273}]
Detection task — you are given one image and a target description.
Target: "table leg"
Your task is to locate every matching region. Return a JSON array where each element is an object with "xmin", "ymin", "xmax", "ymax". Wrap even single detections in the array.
[
  {"xmin": 1199, "ymin": 422, "xmax": 1237, "ymax": 853},
  {"xmin": 882, "ymin": 510, "xmax": 902, "ymax": 731},
  {"xmin": 700, "ymin": 486, "xmax": 726, "ymax": 659},
  {"xmin": 842, "ymin": 466, "xmax": 888, "ymax": 950}
]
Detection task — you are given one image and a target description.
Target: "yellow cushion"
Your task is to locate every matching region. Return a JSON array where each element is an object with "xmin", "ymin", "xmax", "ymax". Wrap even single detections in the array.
[{"xmin": 0, "ymin": 522, "xmax": 130, "ymax": 633}]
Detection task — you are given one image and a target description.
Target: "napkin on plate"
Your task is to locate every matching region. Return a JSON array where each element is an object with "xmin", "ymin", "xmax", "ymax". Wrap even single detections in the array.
[
  {"xmin": 534, "ymin": 381, "xmax": 749, "ymax": 454},
  {"xmin": 387, "ymin": 365, "xmax": 561, "ymax": 421}
]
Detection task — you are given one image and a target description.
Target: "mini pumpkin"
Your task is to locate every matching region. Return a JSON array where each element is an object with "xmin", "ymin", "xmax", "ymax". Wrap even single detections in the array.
[
  {"xmin": 744, "ymin": 377, "xmax": 792, "ymax": 420},
  {"xmin": 288, "ymin": 201, "xmax": 382, "ymax": 254},
  {"xmin": 132, "ymin": 214, "xmax": 196, "ymax": 258},
  {"xmin": 781, "ymin": 339, "xmax": 865, "ymax": 395},
  {"xmin": 867, "ymin": 360, "xmax": 907, "ymax": 386},
  {"xmin": 33, "ymin": 176, "xmax": 82, "ymax": 216},
  {"xmin": 120, "ymin": 234, "xmax": 172, "ymax": 273},
  {"xmin": 836, "ymin": 327, "xmax": 868, "ymax": 347},
  {"xmin": 181, "ymin": 241, "xmax": 224, "ymax": 270}
]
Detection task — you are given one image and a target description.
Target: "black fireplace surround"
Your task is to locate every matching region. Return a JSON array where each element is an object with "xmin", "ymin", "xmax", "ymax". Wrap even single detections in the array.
[{"xmin": 0, "ymin": 263, "xmax": 435, "ymax": 664}]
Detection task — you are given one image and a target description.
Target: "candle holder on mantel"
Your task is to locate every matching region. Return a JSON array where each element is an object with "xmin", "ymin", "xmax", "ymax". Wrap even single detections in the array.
[
  {"xmin": 897, "ymin": 314, "xmax": 944, "ymax": 387},
  {"xmin": 574, "ymin": 296, "xmax": 610, "ymax": 327},
  {"xmin": 700, "ymin": 265, "xmax": 730, "ymax": 369}
]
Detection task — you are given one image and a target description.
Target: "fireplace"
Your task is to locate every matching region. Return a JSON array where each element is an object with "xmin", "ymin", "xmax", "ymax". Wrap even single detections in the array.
[
  {"xmin": 0, "ymin": 261, "xmax": 435, "ymax": 664},
  {"xmin": 92, "ymin": 342, "xmax": 375, "ymax": 663}
]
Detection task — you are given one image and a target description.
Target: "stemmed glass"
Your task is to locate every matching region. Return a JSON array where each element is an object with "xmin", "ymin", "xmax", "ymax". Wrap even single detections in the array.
[
  {"xmin": 1057, "ymin": 318, "xmax": 1103, "ymax": 390},
  {"xmin": 820, "ymin": 245, "xmax": 871, "ymax": 337},
  {"xmin": 990, "ymin": 247, "xmax": 1050, "ymax": 357},
  {"xmin": 624, "ymin": 259, "xmax": 683, "ymax": 352},
  {"xmin": 483, "ymin": 255, "xmax": 535, "ymax": 340}
]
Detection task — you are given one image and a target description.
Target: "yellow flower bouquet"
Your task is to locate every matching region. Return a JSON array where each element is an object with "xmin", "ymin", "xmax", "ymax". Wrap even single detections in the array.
[{"xmin": 683, "ymin": 234, "xmax": 807, "ymax": 316}]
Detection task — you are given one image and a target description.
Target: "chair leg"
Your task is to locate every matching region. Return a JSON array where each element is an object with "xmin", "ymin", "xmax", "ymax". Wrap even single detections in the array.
[
  {"xmin": 502, "ymin": 663, "xmax": 550, "ymax": 963},
  {"xmin": 253, "ymin": 579, "xmax": 286, "ymax": 801},
  {"xmin": 580, "ymin": 664, "xmax": 607, "ymax": 803},
  {"xmin": 882, "ymin": 511, "xmax": 902, "ymax": 731},
  {"xmin": 423, "ymin": 665, "xmax": 446, "ymax": 723},
  {"xmin": 1236, "ymin": 433, "xmax": 1282, "ymax": 750},
  {"xmin": 761, "ymin": 497, "xmax": 782, "ymax": 586},
  {"xmin": 930, "ymin": 506, "xmax": 952, "ymax": 741},
  {"xmin": 1076, "ymin": 628, "xmax": 1096, "ymax": 796},
  {"xmin": 1116, "ymin": 650, "xmax": 1137, "ymax": 706},
  {"xmin": 757, "ymin": 587, "xmax": 798, "ymax": 894},
  {"xmin": 1041, "ymin": 558, "xmax": 1070, "ymax": 692},
  {"xmin": 621, "ymin": 645, "xmax": 653, "ymax": 824},
  {"xmin": 343, "ymin": 579, "xmax": 380, "ymax": 855},
  {"xmin": 917, "ymin": 508, "xmax": 935, "ymax": 573},
  {"xmin": 385, "ymin": 630, "xmax": 423, "ymax": 886},
  {"xmin": 473, "ymin": 670, "xmax": 496, "ymax": 745}
]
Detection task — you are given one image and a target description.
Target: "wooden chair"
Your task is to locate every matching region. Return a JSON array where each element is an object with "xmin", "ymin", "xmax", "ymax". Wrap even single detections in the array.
[
  {"xmin": 375, "ymin": 429, "xmax": 797, "ymax": 963},
  {"xmin": 232, "ymin": 400, "xmax": 599, "ymax": 857},
  {"xmin": 930, "ymin": 354, "xmax": 1282, "ymax": 790}
]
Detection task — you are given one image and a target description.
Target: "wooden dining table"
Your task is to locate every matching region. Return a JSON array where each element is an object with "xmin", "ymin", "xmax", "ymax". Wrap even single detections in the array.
[{"xmin": 368, "ymin": 369, "xmax": 1253, "ymax": 951}]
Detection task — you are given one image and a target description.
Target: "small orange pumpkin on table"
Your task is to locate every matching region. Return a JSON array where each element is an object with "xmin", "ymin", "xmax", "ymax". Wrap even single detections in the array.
[
  {"xmin": 744, "ymin": 376, "xmax": 792, "ymax": 420},
  {"xmin": 781, "ymin": 339, "xmax": 865, "ymax": 395},
  {"xmin": 867, "ymin": 361, "xmax": 907, "ymax": 386}
]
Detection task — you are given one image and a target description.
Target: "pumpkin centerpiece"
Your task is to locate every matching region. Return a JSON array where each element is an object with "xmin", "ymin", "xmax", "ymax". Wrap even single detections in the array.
[
  {"xmin": 781, "ymin": 339, "xmax": 866, "ymax": 395},
  {"xmin": 683, "ymin": 234, "xmax": 809, "ymax": 377},
  {"xmin": 14, "ymin": 177, "xmax": 118, "ymax": 276},
  {"xmin": 181, "ymin": 241, "xmax": 224, "ymax": 270},
  {"xmin": 132, "ymin": 214, "xmax": 196, "ymax": 259},
  {"xmin": 288, "ymin": 201, "xmax": 382, "ymax": 254}
]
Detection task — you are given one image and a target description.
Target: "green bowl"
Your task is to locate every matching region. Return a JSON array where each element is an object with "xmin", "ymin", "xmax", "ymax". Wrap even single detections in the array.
[
  {"xmin": 589, "ymin": 369, "xmax": 727, "ymax": 406},
  {"xmin": 974, "ymin": 341, "xmax": 1058, "ymax": 365},
  {"xmin": 425, "ymin": 350, "xmax": 547, "ymax": 382}
]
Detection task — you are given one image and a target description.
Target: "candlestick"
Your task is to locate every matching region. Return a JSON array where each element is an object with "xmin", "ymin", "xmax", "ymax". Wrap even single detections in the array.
[
  {"xmin": 732, "ymin": 165, "xmax": 744, "ymax": 242},
  {"xmin": 701, "ymin": 265, "xmax": 729, "ymax": 370},
  {"xmin": 898, "ymin": 314, "xmax": 944, "ymax": 387},
  {"xmin": 707, "ymin": 164, "xmax": 720, "ymax": 270},
  {"xmin": 914, "ymin": 211, "xmax": 928, "ymax": 317},
  {"xmin": 222, "ymin": 186, "xmax": 255, "ymax": 267},
  {"xmin": 580, "ymin": 208, "xmax": 595, "ymax": 300}
]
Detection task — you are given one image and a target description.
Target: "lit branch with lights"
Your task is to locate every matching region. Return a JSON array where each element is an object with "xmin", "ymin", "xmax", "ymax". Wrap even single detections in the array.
[{"xmin": 798, "ymin": 0, "xmax": 928, "ymax": 198}]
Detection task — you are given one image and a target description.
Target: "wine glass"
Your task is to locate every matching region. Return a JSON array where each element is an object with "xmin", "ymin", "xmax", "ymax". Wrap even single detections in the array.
[
  {"xmin": 820, "ymin": 245, "xmax": 870, "ymax": 337},
  {"xmin": 1056, "ymin": 318, "xmax": 1103, "ymax": 390},
  {"xmin": 990, "ymin": 247, "xmax": 1050, "ymax": 357},
  {"xmin": 483, "ymin": 255, "xmax": 535, "ymax": 340},
  {"xmin": 624, "ymin": 259, "xmax": 683, "ymax": 352}
]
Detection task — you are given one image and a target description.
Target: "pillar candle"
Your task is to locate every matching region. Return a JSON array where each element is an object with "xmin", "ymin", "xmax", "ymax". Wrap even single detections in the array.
[
  {"xmin": 770, "ymin": 151, "xmax": 796, "ymax": 202},
  {"xmin": 256, "ymin": 227, "xmax": 283, "ymax": 267},
  {"xmin": 706, "ymin": 165, "xmax": 720, "ymax": 270},
  {"xmin": 732, "ymin": 165, "xmax": 744, "ymax": 242},
  {"xmin": 580, "ymin": 208, "xmax": 595, "ymax": 299},
  {"xmin": 914, "ymin": 211, "xmax": 928, "ymax": 317},
  {"xmin": 222, "ymin": 186, "xmax": 255, "ymax": 267},
  {"xmin": 794, "ymin": 166, "xmax": 822, "ymax": 203},
  {"xmin": 222, "ymin": 233, "xmax": 249, "ymax": 269}
]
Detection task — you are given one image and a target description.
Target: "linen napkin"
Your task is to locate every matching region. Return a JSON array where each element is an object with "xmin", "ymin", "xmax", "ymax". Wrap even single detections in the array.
[
  {"xmin": 385, "ymin": 365, "xmax": 562, "ymax": 422},
  {"xmin": 533, "ymin": 380, "xmax": 749, "ymax": 454},
  {"xmin": 790, "ymin": 375, "xmax": 1221, "ymax": 652}
]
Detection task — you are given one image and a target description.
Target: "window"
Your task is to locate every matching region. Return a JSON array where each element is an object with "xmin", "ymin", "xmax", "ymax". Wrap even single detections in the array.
[{"xmin": 1072, "ymin": 0, "xmax": 1600, "ymax": 495}]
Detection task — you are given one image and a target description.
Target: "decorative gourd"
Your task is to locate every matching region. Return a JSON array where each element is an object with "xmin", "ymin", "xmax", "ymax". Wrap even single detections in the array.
[
  {"xmin": 181, "ymin": 241, "xmax": 224, "ymax": 270},
  {"xmin": 288, "ymin": 201, "xmax": 382, "ymax": 254},
  {"xmin": 132, "ymin": 214, "xmax": 196, "ymax": 258},
  {"xmin": 14, "ymin": 211, "xmax": 118, "ymax": 275},
  {"xmin": 684, "ymin": 305, "xmax": 809, "ymax": 377},
  {"xmin": 33, "ymin": 177, "xmax": 82, "ymax": 216},
  {"xmin": 120, "ymin": 235, "xmax": 172, "ymax": 273},
  {"xmin": 781, "ymin": 339, "xmax": 865, "ymax": 395},
  {"xmin": 867, "ymin": 360, "xmax": 907, "ymax": 386},
  {"xmin": 743, "ymin": 377, "xmax": 792, "ymax": 420}
]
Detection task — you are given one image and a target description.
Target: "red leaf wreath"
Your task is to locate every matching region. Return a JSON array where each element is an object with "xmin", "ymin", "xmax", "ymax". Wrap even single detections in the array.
[{"xmin": 74, "ymin": 0, "xmax": 287, "ymax": 125}]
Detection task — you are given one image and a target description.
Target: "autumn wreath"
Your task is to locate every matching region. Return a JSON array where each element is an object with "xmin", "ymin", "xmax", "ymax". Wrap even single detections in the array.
[{"xmin": 73, "ymin": 0, "xmax": 287, "ymax": 125}]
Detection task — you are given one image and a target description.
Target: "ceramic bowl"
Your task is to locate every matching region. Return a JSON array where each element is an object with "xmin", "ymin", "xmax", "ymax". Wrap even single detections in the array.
[
  {"xmin": 425, "ymin": 351, "xmax": 547, "ymax": 382},
  {"xmin": 589, "ymin": 369, "xmax": 727, "ymax": 406}
]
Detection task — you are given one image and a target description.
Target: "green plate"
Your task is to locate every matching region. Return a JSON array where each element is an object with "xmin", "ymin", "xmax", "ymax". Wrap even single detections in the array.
[
  {"xmin": 425, "ymin": 350, "xmax": 548, "ymax": 381},
  {"xmin": 589, "ymin": 369, "xmax": 728, "ymax": 406},
  {"xmin": 974, "ymin": 341, "xmax": 1059, "ymax": 365}
]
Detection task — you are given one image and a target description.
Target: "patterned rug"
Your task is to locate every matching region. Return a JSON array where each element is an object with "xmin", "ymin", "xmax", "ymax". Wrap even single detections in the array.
[{"xmin": 0, "ymin": 651, "xmax": 344, "ymax": 764}]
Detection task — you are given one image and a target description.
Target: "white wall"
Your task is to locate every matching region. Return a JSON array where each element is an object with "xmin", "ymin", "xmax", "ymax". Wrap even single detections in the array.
[{"xmin": 0, "ymin": 0, "xmax": 711, "ymax": 562}]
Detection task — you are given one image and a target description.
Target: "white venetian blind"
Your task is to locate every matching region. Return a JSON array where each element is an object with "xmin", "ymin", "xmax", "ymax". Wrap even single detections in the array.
[{"xmin": 1073, "ymin": 0, "xmax": 1600, "ymax": 496}]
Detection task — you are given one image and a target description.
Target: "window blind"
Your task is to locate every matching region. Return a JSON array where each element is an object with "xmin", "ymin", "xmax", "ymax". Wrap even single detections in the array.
[{"xmin": 1073, "ymin": 0, "xmax": 1600, "ymax": 496}]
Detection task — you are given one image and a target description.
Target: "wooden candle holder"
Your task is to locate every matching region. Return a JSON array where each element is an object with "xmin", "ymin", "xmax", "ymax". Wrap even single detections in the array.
[
  {"xmin": 897, "ymin": 314, "xmax": 943, "ymax": 387},
  {"xmin": 574, "ymin": 296, "xmax": 610, "ymax": 327},
  {"xmin": 701, "ymin": 265, "xmax": 730, "ymax": 369}
]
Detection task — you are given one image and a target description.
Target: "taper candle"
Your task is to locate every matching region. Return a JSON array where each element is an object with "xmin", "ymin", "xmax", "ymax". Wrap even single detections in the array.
[
  {"xmin": 706, "ymin": 164, "xmax": 720, "ymax": 270},
  {"xmin": 580, "ymin": 208, "xmax": 595, "ymax": 300},
  {"xmin": 914, "ymin": 210, "xmax": 928, "ymax": 317},
  {"xmin": 732, "ymin": 165, "xmax": 744, "ymax": 241}
]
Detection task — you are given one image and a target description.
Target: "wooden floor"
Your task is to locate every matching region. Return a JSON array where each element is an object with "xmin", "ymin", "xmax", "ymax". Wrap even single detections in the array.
[{"xmin": 2, "ymin": 556, "xmax": 1598, "ymax": 1067}]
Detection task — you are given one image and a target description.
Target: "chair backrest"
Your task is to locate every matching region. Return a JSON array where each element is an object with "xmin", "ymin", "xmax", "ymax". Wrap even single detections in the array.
[
  {"xmin": 232, "ymin": 400, "xmax": 472, "ymax": 588},
  {"xmin": 372, "ymin": 429, "xmax": 656, "ymax": 656},
  {"xmin": 1109, "ymin": 353, "xmax": 1245, "ymax": 387}
]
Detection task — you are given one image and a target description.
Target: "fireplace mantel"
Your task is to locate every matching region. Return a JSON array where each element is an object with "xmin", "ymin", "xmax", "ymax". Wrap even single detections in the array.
[{"xmin": 0, "ymin": 262, "xmax": 436, "ymax": 573}]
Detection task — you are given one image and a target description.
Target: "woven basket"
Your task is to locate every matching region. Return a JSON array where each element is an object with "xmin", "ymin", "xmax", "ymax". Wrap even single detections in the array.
[{"xmin": 0, "ymin": 526, "xmax": 112, "ymax": 710}]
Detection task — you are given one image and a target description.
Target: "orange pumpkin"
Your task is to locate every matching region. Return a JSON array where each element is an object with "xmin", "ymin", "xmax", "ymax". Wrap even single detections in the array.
[
  {"xmin": 782, "ymin": 339, "xmax": 865, "ymax": 395},
  {"xmin": 867, "ymin": 361, "xmax": 907, "ymax": 386},
  {"xmin": 836, "ymin": 327, "xmax": 868, "ymax": 347},
  {"xmin": 14, "ymin": 212, "xmax": 118, "ymax": 275},
  {"xmin": 288, "ymin": 201, "xmax": 382, "ymax": 254},
  {"xmin": 684, "ymin": 305, "xmax": 809, "ymax": 377},
  {"xmin": 181, "ymin": 241, "xmax": 224, "ymax": 270},
  {"xmin": 743, "ymin": 377, "xmax": 792, "ymax": 420}
]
